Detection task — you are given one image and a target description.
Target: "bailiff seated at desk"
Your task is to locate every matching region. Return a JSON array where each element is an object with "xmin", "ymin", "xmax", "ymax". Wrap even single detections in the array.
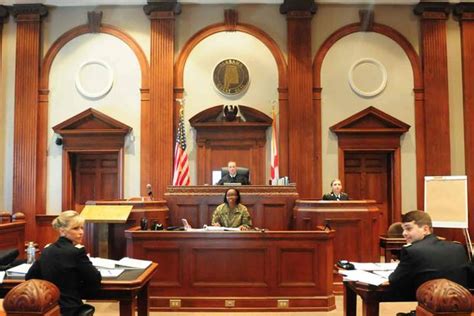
[
  {"xmin": 211, "ymin": 188, "xmax": 252, "ymax": 231},
  {"xmin": 388, "ymin": 210, "xmax": 471, "ymax": 304},
  {"xmin": 217, "ymin": 161, "xmax": 250, "ymax": 185},
  {"xmin": 26, "ymin": 211, "xmax": 101, "ymax": 316},
  {"xmin": 322, "ymin": 178, "xmax": 349, "ymax": 201}
]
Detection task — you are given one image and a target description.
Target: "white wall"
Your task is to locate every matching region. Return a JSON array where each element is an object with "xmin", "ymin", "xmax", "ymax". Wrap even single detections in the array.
[
  {"xmin": 183, "ymin": 31, "xmax": 279, "ymax": 183},
  {"xmin": 321, "ymin": 32, "xmax": 417, "ymax": 211},
  {"xmin": 47, "ymin": 33, "xmax": 141, "ymax": 213}
]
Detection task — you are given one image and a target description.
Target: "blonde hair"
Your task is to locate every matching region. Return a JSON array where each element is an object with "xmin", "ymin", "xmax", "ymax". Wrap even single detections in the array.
[{"xmin": 52, "ymin": 210, "xmax": 84, "ymax": 231}]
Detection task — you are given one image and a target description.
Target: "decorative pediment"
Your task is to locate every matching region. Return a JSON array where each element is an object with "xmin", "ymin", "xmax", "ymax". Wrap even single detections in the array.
[
  {"xmin": 330, "ymin": 106, "xmax": 410, "ymax": 135},
  {"xmin": 53, "ymin": 108, "xmax": 132, "ymax": 136},
  {"xmin": 189, "ymin": 105, "xmax": 272, "ymax": 127}
]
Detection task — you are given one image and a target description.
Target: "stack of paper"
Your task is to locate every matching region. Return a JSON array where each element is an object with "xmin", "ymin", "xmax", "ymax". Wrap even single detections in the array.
[
  {"xmin": 6, "ymin": 263, "xmax": 32, "ymax": 277},
  {"xmin": 338, "ymin": 261, "xmax": 398, "ymax": 286},
  {"xmin": 118, "ymin": 257, "xmax": 152, "ymax": 269},
  {"xmin": 89, "ymin": 257, "xmax": 119, "ymax": 269}
]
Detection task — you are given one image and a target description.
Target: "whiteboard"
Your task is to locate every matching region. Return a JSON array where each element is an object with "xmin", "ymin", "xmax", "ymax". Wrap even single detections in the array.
[{"xmin": 424, "ymin": 176, "xmax": 468, "ymax": 228}]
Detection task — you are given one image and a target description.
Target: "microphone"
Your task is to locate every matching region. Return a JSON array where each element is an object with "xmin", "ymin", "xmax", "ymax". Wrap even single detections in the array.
[{"xmin": 146, "ymin": 184, "xmax": 153, "ymax": 200}]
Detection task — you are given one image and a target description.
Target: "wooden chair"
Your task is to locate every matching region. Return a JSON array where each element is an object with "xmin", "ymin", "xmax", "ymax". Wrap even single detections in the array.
[
  {"xmin": 416, "ymin": 279, "xmax": 472, "ymax": 316},
  {"xmin": 2, "ymin": 279, "xmax": 60, "ymax": 315}
]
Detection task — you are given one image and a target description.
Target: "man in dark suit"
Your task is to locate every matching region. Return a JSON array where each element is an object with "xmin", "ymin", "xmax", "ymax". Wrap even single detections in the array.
[
  {"xmin": 217, "ymin": 161, "xmax": 250, "ymax": 185},
  {"xmin": 388, "ymin": 210, "xmax": 470, "ymax": 304},
  {"xmin": 322, "ymin": 178, "xmax": 349, "ymax": 200}
]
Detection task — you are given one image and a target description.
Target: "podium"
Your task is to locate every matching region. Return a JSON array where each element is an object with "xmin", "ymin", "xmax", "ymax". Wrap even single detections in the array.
[{"xmin": 83, "ymin": 200, "xmax": 169, "ymax": 259}]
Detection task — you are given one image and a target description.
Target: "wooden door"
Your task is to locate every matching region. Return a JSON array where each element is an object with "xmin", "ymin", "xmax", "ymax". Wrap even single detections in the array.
[
  {"xmin": 344, "ymin": 152, "xmax": 392, "ymax": 235},
  {"xmin": 73, "ymin": 153, "xmax": 120, "ymax": 211}
]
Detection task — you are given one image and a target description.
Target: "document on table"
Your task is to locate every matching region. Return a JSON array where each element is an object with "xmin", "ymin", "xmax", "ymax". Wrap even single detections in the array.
[
  {"xmin": 352, "ymin": 262, "xmax": 398, "ymax": 271},
  {"xmin": 118, "ymin": 257, "xmax": 152, "ymax": 269},
  {"xmin": 339, "ymin": 269, "xmax": 389, "ymax": 286},
  {"xmin": 6, "ymin": 263, "xmax": 32, "ymax": 277},
  {"xmin": 0, "ymin": 271, "xmax": 5, "ymax": 284},
  {"xmin": 89, "ymin": 257, "xmax": 119, "ymax": 269},
  {"xmin": 99, "ymin": 268, "xmax": 125, "ymax": 278},
  {"xmin": 202, "ymin": 225, "xmax": 241, "ymax": 231}
]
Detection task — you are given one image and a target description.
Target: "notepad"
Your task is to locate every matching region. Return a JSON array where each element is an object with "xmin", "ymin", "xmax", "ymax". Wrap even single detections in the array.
[
  {"xmin": 117, "ymin": 257, "xmax": 152, "ymax": 269},
  {"xmin": 99, "ymin": 268, "xmax": 124, "ymax": 278},
  {"xmin": 6, "ymin": 263, "xmax": 32, "ymax": 276}
]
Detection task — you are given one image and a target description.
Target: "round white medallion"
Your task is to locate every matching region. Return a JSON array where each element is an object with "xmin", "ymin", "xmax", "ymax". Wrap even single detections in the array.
[
  {"xmin": 75, "ymin": 59, "xmax": 114, "ymax": 99},
  {"xmin": 348, "ymin": 58, "xmax": 387, "ymax": 97}
]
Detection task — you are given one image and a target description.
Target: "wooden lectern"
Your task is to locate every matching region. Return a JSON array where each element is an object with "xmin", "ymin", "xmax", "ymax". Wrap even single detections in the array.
[{"xmin": 83, "ymin": 200, "xmax": 169, "ymax": 259}]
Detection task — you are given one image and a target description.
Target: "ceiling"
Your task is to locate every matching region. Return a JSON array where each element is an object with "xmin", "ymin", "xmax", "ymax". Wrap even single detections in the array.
[{"xmin": 0, "ymin": 0, "xmax": 469, "ymax": 7}]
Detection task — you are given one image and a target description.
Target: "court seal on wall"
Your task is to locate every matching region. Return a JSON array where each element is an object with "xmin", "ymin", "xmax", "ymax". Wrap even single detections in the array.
[{"xmin": 213, "ymin": 59, "xmax": 250, "ymax": 96}]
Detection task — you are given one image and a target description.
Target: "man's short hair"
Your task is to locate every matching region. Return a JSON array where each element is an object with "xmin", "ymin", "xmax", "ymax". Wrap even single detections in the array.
[{"xmin": 402, "ymin": 210, "xmax": 432, "ymax": 228}]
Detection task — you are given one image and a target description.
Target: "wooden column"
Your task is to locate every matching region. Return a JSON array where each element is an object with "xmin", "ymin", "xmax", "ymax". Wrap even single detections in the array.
[
  {"xmin": 280, "ymin": 0, "xmax": 318, "ymax": 198},
  {"xmin": 143, "ymin": 2, "xmax": 181, "ymax": 198},
  {"xmin": 414, "ymin": 3, "xmax": 451, "ymax": 176},
  {"xmin": 454, "ymin": 3, "xmax": 474, "ymax": 237},
  {"xmin": 11, "ymin": 4, "xmax": 47, "ymax": 242}
]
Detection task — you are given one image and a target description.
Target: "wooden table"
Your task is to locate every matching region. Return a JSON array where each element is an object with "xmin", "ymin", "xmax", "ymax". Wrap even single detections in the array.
[
  {"xmin": 343, "ymin": 280, "xmax": 410, "ymax": 316},
  {"xmin": 0, "ymin": 262, "xmax": 158, "ymax": 316}
]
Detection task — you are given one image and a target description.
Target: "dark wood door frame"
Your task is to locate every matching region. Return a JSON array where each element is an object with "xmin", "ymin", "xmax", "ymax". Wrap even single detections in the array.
[
  {"xmin": 62, "ymin": 149, "xmax": 124, "ymax": 210},
  {"xmin": 330, "ymin": 107, "xmax": 410, "ymax": 223}
]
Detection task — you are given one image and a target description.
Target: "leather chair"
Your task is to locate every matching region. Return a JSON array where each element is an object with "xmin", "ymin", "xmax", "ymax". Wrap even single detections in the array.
[{"xmin": 221, "ymin": 167, "xmax": 250, "ymax": 179}]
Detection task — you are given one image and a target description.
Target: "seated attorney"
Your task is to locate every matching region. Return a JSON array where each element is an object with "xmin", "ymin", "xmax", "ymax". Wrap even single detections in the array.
[
  {"xmin": 26, "ymin": 211, "xmax": 101, "ymax": 316},
  {"xmin": 217, "ymin": 161, "xmax": 250, "ymax": 185},
  {"xmin": 322, "ymin": 178, "xmax": 349, "ymax": 200},
  {"xmin": 388, "ymin": 210, "xmax": 471, "ymax": 302},
  {"xmin": 211, "ymin": 188, "xmax": 252, "ymax": 231}
]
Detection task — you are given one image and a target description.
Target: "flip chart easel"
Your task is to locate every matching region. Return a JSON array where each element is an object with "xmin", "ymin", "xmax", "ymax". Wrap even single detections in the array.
[{"xmin": 424, "ymin": 175, "xmax": 472, "ymax": 259}]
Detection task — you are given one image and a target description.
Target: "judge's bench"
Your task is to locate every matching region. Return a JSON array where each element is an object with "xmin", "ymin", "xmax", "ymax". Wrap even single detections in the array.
[{"xmin": 80, "ymin": 185, "xmax": 379, "ymax": 311}]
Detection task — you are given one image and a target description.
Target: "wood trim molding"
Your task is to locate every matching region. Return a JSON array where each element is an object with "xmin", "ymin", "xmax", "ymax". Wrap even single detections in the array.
[
  {"xmin": 12, "ymin": 4, "xmax": 47, "ymax": 242},
  {"xmin": 414, "ymin": 3, "xmax": 451, "ymax": 180},
  {"xmin": 454, "ymin": 3, "xmax": 474, "ymax": 236},
  {"xmin": 312, "ymin": 21, "xmax": 425, "ymax": 211},
  {"xmin": 36, "ymin": 22, "xmax": 149, "ymax": 216},
  {"xmin": 174, "ymin": 20, "xmax": 288, "ymax": 177}
]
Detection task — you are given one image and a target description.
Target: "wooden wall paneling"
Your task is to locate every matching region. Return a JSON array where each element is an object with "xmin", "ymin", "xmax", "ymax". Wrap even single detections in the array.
[
  {"xmin": 0, "ymin": 219, "xmax": 25, "ymax": 258},
  {"xmin": 144, "ymin": 3, "xmax": 181, "ymax": 199},
  {"xmin": 11, "ymin": 4, "xmax": 48, "ymax": 242},
  {"xmin": 35, "ymin": 214, "xmax": 57, "ymax": 250},
  {"xmin": 454, "ymin": 4, "xmax": 474, "ymax": 237},
  {"xmin": 174, "ymin": 14, "xmax": 288, "ymax": 181},
  {"xmin": 313, "ymin": 22, "xmax": 424, "ymax": 209},
  {"xmin": 414, "ymin": 4, "xmax": 451, "ymax": 177},
  {"xmin": 280, "ymin": 0, "xmax": 317, "ymax": 198}
]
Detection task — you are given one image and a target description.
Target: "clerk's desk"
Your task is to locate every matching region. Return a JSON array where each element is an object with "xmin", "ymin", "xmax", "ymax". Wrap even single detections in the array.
[
  {"xmin": 165, "ymin": 184, "xmax": 298, "ymax": 230},
  {"xmin": 0, "ymin": 263, "xmax": 158, "ymax": 316},
  {"xmin": 125, "ymin": 227, "xmax": 335, "ymax": 312}
]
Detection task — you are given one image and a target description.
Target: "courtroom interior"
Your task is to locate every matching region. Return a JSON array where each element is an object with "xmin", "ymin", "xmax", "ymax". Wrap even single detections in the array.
[{"xmin": 0, "ymin": 0, "xmax": 473, "ymax": 315}]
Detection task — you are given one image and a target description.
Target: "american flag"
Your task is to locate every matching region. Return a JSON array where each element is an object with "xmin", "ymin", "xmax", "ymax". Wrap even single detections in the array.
[
  {"xmin": 270, "ymin": 109, "xmax": 279, "ymax": 185},
  {"xmin": 172, "ymin": 107, "xmax": 190, "ymax": 186}
]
